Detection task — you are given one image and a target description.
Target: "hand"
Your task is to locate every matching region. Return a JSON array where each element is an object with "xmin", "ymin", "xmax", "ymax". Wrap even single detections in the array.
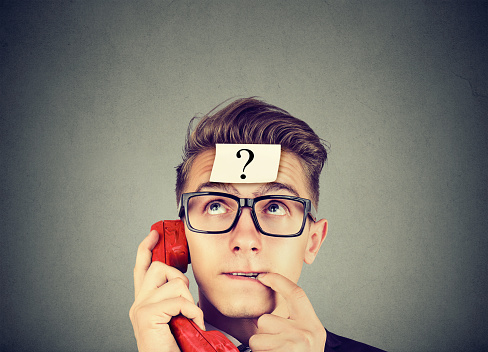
[
  {"xmin": 249, "ymin": 273, "xmax": 326, "ymax": 352},
  {"xmin": 129, "ymin": 230, "xmax": 205, "ymax": 352}
]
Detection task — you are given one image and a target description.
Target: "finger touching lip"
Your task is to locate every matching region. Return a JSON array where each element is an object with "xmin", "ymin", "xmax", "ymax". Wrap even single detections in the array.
[{"xmin": 223, "ymin": 272, "xmax": 268, "ymax": 280}]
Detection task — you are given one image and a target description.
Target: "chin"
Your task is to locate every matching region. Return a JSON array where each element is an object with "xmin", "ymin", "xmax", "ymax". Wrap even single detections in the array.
[
  {"xmin": 202, "ymin": 288, "xmax": 277, "ymax": 319},
  {"xmin": 214, "ymin": 295, "xmax": 276, "ymax": 319},
  {"xmin": 218, "ymin": 299, "xmax": 275, "ymax": 319}
]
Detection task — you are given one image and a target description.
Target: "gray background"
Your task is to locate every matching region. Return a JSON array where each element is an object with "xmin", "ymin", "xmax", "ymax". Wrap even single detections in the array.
[{"xmin": 1, "ymin": 1, "xmax": 487, "ymax": 351}]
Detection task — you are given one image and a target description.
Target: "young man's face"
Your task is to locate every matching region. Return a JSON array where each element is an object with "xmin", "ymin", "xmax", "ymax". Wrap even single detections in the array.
[{"xmin": 183, "ymin": 149, "xmax": 327, "ymax": 319}]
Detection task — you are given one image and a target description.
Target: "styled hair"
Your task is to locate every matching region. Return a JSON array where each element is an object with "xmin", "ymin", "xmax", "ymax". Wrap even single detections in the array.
[{"xmin": 175, "ymin": 97, "xmax": 328, "ymax": 207}]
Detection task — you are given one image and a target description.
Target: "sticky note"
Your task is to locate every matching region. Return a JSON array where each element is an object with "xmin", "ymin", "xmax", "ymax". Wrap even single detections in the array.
[{"xmin": 209, "ymin": 144, "xmax": 281, "ymax": 183}]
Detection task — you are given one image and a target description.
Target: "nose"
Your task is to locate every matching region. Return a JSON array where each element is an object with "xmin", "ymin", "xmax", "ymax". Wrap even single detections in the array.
[{"xmin": 229, "ymin": 207, "xmax": 262, "ymax": 254}]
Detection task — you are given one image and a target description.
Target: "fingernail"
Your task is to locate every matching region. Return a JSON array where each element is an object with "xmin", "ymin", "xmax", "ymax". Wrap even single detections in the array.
[{"xmin": 257, "ymin": 273, "xmax": 267, "ymax": 280}]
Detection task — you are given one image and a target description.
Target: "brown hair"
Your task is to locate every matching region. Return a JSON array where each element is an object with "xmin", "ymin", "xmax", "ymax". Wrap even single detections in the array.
[{"xmin": 175, "ymin": 97, "xmax": 328, "ymax": 207}]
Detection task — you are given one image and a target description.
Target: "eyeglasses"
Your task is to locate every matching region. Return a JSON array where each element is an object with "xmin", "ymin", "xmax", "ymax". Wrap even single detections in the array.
[{"xmin": 178, "ymin": 192, "xmax": 317, "ymax": 237}]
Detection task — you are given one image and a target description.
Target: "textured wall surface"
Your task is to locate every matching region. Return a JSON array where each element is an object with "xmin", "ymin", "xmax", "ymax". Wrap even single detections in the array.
[{"xmin": 1, "ymin": 1, "xmax": 487, "ymax": 351}]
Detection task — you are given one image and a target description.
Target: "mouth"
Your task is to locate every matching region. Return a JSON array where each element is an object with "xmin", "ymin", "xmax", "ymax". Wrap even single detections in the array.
[{"xmin": 224, "ymin": 272, "xmax": 263, "ymax": 280}]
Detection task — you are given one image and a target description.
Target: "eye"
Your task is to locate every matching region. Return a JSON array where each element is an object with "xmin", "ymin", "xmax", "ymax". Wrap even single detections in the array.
[
  {"xmin": 206, "ymin": 201, "xmax": 227, "ymax": 215},
  {"xmin": 265, "ymin": 202, "xmax": 287, "ymax": 216}
]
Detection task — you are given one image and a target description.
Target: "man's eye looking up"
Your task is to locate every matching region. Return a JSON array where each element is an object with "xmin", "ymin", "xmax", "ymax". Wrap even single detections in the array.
[
  {"xmin": 207, "ymin": 201, "xmax": 226, "ymax": 214},
  {"xmin": 265, "ymin": 202, "xmax": 287, "ymax": 216}
]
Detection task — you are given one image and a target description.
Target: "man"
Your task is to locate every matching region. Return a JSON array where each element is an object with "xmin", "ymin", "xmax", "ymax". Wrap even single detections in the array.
[{"xmin": 130, "ymin": 97, "xmax": 385, "ymax": 351}]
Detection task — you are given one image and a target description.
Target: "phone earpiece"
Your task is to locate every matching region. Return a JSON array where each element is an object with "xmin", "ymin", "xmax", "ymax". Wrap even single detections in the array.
[{"xmin": 151, "ymin": 220, "xmax": 189, "ymax": 273}]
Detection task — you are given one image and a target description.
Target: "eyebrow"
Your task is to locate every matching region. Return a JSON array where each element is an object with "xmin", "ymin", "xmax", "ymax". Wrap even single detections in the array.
[
  {"xmin": 195, "ymin": 181, "xmax": 300, "ymax": 198},
  {"xmin": 195, "ymin": 182, "xmax": 238, "ymax": 194},
  {"xmin": 255, "ymin": 182, "xmax": 300, "ymax": 197}
]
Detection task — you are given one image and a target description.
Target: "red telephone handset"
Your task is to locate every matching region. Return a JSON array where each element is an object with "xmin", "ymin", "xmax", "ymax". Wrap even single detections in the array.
[{"xmin": 151, "ymin": 221, "xmax": 239, "ymax": 352}]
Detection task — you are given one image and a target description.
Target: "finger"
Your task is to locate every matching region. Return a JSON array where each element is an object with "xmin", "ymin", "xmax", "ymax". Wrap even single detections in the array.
[
  {"xmin": 132, "ymin": 296, "xmax": 205, "ymax": 331},
  {"xmin": 256, "ymin": 313, "xmax": 295, "ymax": 335},
  {"xmin": 134, "ymin": 230, "xmax": 160, "ymax": 298},
  {"xmin": 155, "ymin": 297, "xmax": 206, "ymax": 331},
  {"xmin": 249, "ymin": 332, "xmax": 285, "ymax": 351},
  {"xmin": 140, "ymin": 276, "xmax": 194, "ymax": 307},
  {"xmin": 257, "ymin": 272, "xmax": 314, "ymax": 320},
  {"xmin": 251, "ymin": 329, "xmax": 323, "ymax": 352},
  {"xmin": 137, "ymin": 262, "xmax": 189, "ymax": 301}
]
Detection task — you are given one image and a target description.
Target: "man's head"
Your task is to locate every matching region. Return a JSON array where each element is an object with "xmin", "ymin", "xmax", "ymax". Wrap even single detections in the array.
[
  {"xmin": 176, "ymin": 97, "xmax": 328, "ymax": 207},
  {"xmin": 174, "ymin": 97, "xmax": 329, "ymax": 322}
]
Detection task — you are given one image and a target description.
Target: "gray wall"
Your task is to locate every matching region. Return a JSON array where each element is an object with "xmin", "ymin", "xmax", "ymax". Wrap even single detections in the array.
[{"xmin": 1, "ymin": 1, "xmax": 487, "ymax": 351}]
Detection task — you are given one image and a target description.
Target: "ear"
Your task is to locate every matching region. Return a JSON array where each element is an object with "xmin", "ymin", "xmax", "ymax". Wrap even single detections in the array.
[{"xmin": 304, "ymin": 219, "xmax": 328, "ymax": 264}]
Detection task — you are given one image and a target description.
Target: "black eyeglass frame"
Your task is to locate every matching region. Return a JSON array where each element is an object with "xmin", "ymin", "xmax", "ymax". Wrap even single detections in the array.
[{"xmin": 178, "ymin": 191, "xmax": 318, "ymax": 237}]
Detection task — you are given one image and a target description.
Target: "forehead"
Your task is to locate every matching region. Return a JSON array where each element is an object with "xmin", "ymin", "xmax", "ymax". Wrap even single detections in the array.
[{"xmin": 185, "ymin": 149, "xmax": 310, "ymax": 198}]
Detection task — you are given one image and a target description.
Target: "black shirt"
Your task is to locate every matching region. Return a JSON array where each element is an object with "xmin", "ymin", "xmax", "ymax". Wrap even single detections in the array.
[{"xmin": 325, "ymin": 329, "xmax": 387, "ymax": 352}]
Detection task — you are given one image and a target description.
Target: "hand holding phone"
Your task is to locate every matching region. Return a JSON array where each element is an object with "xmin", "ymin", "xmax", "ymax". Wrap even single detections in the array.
[
  {"xmin": 150, "ymin": 221, "xmax": 239, "ymax": 352},
  {"xmin": 130, "ymin": 227, "xmax": 202, "ymax": 352},
  {"xmin": 130, "ymin": 221, "xmax": 239, "ymax": 352}
]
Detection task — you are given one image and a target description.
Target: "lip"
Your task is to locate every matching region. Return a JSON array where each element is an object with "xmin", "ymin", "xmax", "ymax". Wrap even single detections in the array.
[{"xmin": 222, "ymin": 271, "xmax": 266, "ymax": 280}]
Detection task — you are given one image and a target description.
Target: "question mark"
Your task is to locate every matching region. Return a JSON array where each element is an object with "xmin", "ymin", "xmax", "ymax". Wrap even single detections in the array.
[{"xmin": 236, "ymin": 149, "xmax": 254, "ymax": 180}]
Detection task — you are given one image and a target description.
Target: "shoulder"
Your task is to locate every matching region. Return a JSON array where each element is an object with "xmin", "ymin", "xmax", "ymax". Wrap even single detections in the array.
[{"xmin": 325, "ymin": 329, "xmax": 387, "ymax": 352}]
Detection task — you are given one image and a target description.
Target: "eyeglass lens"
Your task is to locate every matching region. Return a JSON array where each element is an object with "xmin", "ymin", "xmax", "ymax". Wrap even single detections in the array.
[{"xmin": 186, "ymin": 194, "xmax": 306, "ymax": 236}]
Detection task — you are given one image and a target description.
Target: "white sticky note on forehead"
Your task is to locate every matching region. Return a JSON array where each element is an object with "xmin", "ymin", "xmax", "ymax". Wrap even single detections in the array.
[{"xmin": 210, "ymin": 144, "xmax": 281, "ymax": 183}]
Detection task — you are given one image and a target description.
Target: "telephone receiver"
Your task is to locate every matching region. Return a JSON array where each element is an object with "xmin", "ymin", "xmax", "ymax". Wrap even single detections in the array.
[{"xmin": 151, "ymin": 220, "xmax": 239, "ymax": 352}]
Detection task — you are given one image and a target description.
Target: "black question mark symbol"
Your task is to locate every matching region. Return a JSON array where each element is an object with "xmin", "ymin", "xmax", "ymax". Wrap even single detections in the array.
[{"xmin": 236, "ymin": 149, "xmax": 254, "ymax": 180}]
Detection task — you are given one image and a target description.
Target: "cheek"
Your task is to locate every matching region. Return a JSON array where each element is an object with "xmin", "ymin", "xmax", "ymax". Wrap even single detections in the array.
[
  {"xmin": 267, "ymin": 237, "xmax": 308, "ymax": 283},
  {"xmin": 186, "ymin": 233, "xmax": 220, "ymax": 281}
]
